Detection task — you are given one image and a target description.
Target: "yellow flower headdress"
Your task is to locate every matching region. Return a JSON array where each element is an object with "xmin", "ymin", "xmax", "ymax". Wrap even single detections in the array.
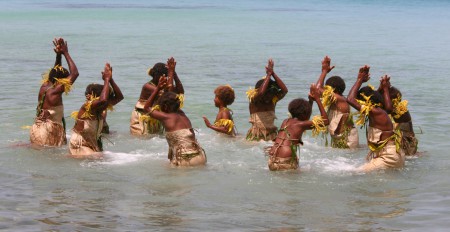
[
  {"xmin": 41, "ymin": 65, "xmax": 72, "ymax": 94},
  {"xmin": 246, "ymin": 87, "xmax": 258, "ymax": 102},
  {"xmin": 321, "ymin": 85, "xmax": 336, "ymax": 109},
  {"xmin": 81, "ymin": 94, "xmax": 99, "ymax": 119},
  {"xmin": 392, "ymin": 94, "xmax": 408, "ymax": 119},
  {"xmin": 355, "ymin": 93, "xmax": 381, "ymax": 126}
]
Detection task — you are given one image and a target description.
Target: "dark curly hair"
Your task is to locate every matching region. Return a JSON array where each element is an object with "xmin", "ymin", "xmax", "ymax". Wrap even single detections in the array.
[
  {"xmin": 85, "ymin": 84, "xmax": 115, "ymax": 98},
  {"xmin": 85, "ymin": 84, "xmax": 104, "ymax": 97},
  {"xmin": 288, "ymin": 98, "xmax": 312, "ymax": 121},
  {"xmin": 158, "ymin": 91, "xmax": 180, "ymax": 113},
  {"xmin": 357, "ymin": 86, "xmax": 383, "ymax": 106},
  {"xmin": 379, "ymin": 86, "xmax": 402, "ymax": 100},
  {"xmin": 48, "ymin": 65, "xmax": 69, "ymax": 83},
  {"xmin": 255, "ymin": 78, "xmax": 281, "ymax": 95},
  {"xmin": 325, "ymin": 76, "xmax": 346, "ymax": 95},
  {"xmin": 148, "ymin": 62, "xmax": 168, "ymax": 85},
  {"xmin": 214, "ymin": 85, "xmax": 235, "ymax": 106}
]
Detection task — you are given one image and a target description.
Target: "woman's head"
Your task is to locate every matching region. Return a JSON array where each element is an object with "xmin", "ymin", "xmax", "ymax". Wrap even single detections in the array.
[
  {"xmin": 325, "ymin": 76, "xmax": 346, "ymax": 95},
  {"xmin": 357, "ymin": 86, "xmax": 383, "ymax": 106},
  {"xmin": 379, "ymin": 86, "xmax": 402, "ymax": 100},
  {"xmin": 48, "ymin": 65, "xmax": 69, "ymax": 83},
  {"xmin": 85, "ymin": 84, "xmax": 104, "ymax": 98},
  {"xmin": 214, "ymin": 85, "xmax": 235, "ymax": 106},
  {"xmin": 158, "ymin": 91, "xmax": 181, "ymax": 113},
  {"xmin": 254, "ymin": 78, "xmax": 281, "ymax": 100},
  {"xmin": 148, "ymin": 63, "xmax": 168, "ymax": 84},
  {"xmin": 288, "ymin": 98, "xmax": 312, "ymax": 120}
]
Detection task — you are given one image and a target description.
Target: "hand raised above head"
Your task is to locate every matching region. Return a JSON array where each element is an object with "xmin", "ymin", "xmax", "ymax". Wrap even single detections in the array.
[
  {"xmin": 379, "ymin": 74, "xmax": 391, "ymax": 89},
  {"xmin": 357, "ymin": 65, "xmax": 370, "ymax": 82},
  {"xmin": 102, "ymin": 63, "xmax": 112, "ymax": 81},
  {"xmin": 167, "ymin": 57, "xmax": 176, "ymax": 71},
  {"xmin": 321, "ymin": 56, "xmax": 335, "ymax": 73},
  {"xmin": 56, "ymin": 37, "xmax": 68, "ymax": 54},
  {"xmin": 266, "ymin": 58, "xmax": 274, "ymax": 75},
  {"xmin": 53, "ymin": 38, "xmax": 63, "ymax": 54}
]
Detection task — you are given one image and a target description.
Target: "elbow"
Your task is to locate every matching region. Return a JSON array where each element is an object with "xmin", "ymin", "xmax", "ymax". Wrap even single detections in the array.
[
  {"xmin": 98, "ymin": 98, "xmax": 108, "ymax": 106},
  {"xmin": 117, "ymin": 95, "xmax": 124, "ymax": 103},
  {"xmin": 347, "ymin": 98, "xmax": 356, "ymax": 106},
  {"xmin": 72, "ymin": 71, "xmax": 80, "ymax": 79}
]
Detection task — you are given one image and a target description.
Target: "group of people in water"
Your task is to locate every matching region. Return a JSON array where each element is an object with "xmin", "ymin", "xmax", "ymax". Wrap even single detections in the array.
[{"xmin": 29, "ymin": 38, "xmax": 419, "ymax": 172}]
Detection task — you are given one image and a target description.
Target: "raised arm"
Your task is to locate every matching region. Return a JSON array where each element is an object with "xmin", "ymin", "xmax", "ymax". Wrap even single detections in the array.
[
  {"xmin": 53, "ymin": 38, "xmax": 62, "ymax": 67},
  {"xmin": 173, "ymin": 72, "xmax": 184, "ymax": 94},
  {"xmin": 316, "ymin": 56, "xmax": 335, "ymax": 93},
  {"xmin": 379, "ymin": 75, "xmax": 393, "ymax": 113},
  {"xmin": 143, "ymin": 76, "xmax": 169, "ymax": 122},
  {"xmin": 347, "ymin": 65, "xmax": 370, "ymax": 111},
  {"xmin": 166, "ymin": 57, "xmax": 176, "ymax": 92},
  {"xmin": 271, "ymin": 59, "xmax": 288, "ymax": 99},
  {"xmin": 56, "ymin": 38, "xmax": 79, "ymax": 84},
  {"xmin": 310, "ymin": 83, "xmax": 329, "ymax": 126},
  {"xmin": 256, "ymin": 59, "xmax": 274, "ymax": 96},
  {"xmin": 91, "ymin": 63, "xmax": 112, "ymax": 112},
  {"xmin": 107, "ymin": 67, "xmax": 124, "ymax": 106}
]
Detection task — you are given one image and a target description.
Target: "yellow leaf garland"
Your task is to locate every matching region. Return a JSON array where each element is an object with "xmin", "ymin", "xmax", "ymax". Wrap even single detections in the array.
[
  {"xmin": 321, "ymin": 85, "xmax": 336, "ymax": 109},
  {"xmin": 214, "ymin": 119, "xmax": 235, "ymax": 133},
  {"xmin": 311, "ymin": 115, "xmax": 327, "ymax": 137}
]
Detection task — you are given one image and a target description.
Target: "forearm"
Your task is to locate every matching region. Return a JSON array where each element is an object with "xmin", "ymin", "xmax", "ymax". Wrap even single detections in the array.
[
  {"xmin": 382, "ymin": 87, "xmax": 393, "ymax": 112},
  {"xmin": 347, "ymin": 79, "xmax": 363, "ymax": 109},
  {"xmin": 315, "ymin": 98, "xmax": 329, "ymax": 125},
  {"xmin": 144, "ymin": 87, "xmax": 160, "ymax": 112},
  {"xmin": 173, "ymin": 72, "xmax": 184, "ymax": 94},
  {"xmin": 63, "ymin": 52, "xmax": 79, "ymax": 83},
  {"xmin": 109, "ymin": 79, "xmax": 124, "ymax": 104},
  {"xmin": 207, "ymin": 124, "xmax": 230, "ymax": 134},
  {"xmin": 272, "ymin": 72, "xmax": 288, "ymax": 94},
  {"xmin": 54, "ymin": 53, "xmax": 62, "ymax": 66},
  {"xmin": 167, "ymin": 70, "xmax": 174, "ymax": 92},
  {"xmin": 100, "ymin": 79, "xmax": 111, "ymax": 102},
  {"xmin": 257, "ymin": 74, "xmax": 271, "ymax": 95},
  {"xmin": 316, "ymin": 71, "xmax": 327, "ymax": 89}
]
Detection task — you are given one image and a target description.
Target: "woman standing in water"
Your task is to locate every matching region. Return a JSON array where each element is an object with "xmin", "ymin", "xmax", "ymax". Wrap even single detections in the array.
[{"xmin": 30, "ymin": 38, "xmax": 79, "ymax": 147}]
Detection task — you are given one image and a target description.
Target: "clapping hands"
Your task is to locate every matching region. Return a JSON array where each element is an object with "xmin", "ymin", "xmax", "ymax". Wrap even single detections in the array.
[
  {"xmin": 53, "ymin": 37, "xmax": 68, "ymax": 54},
  {"xmin": 102, "ymin": 63, "xmax": 112, "ymax": 81},
  {"xmin": 266, "ymin": 58, "xmax": 274, "ymax": 75}
]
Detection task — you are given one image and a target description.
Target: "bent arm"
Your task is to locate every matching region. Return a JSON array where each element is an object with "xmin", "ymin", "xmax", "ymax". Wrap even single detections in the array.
[
  {"xmin": 91, "ymin": 79, "xmax": 110, "ymax": 112},
  {"xmin": 272, "ymin": 72, "xmax": 288, "ymax": 99},
  {"xmin": 54, "ymin": 53, "xmax": 62, "ymax": 67},
  {"xmin": 64, "ymin": 51, "xmax": 79, "ymax": 84},
  {"xmin": 315, "ymin": 97, "xmax": 329, "ymax": 126},
  {"xmin": 347, "ymin": 78, "xmax": 363, "ymax": 111},
  {"xmin": 108, "ymin": 78, "xmax": 124, "ymax": 106},
  {"xmin": 173, "ymin": 72, "xmax": 184, "ymax": 94}
]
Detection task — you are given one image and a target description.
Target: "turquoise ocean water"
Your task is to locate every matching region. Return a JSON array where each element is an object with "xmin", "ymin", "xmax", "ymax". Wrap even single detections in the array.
[{"xmin": 1, "ymin": 0, "xmax": 450, "ymax": 230}]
